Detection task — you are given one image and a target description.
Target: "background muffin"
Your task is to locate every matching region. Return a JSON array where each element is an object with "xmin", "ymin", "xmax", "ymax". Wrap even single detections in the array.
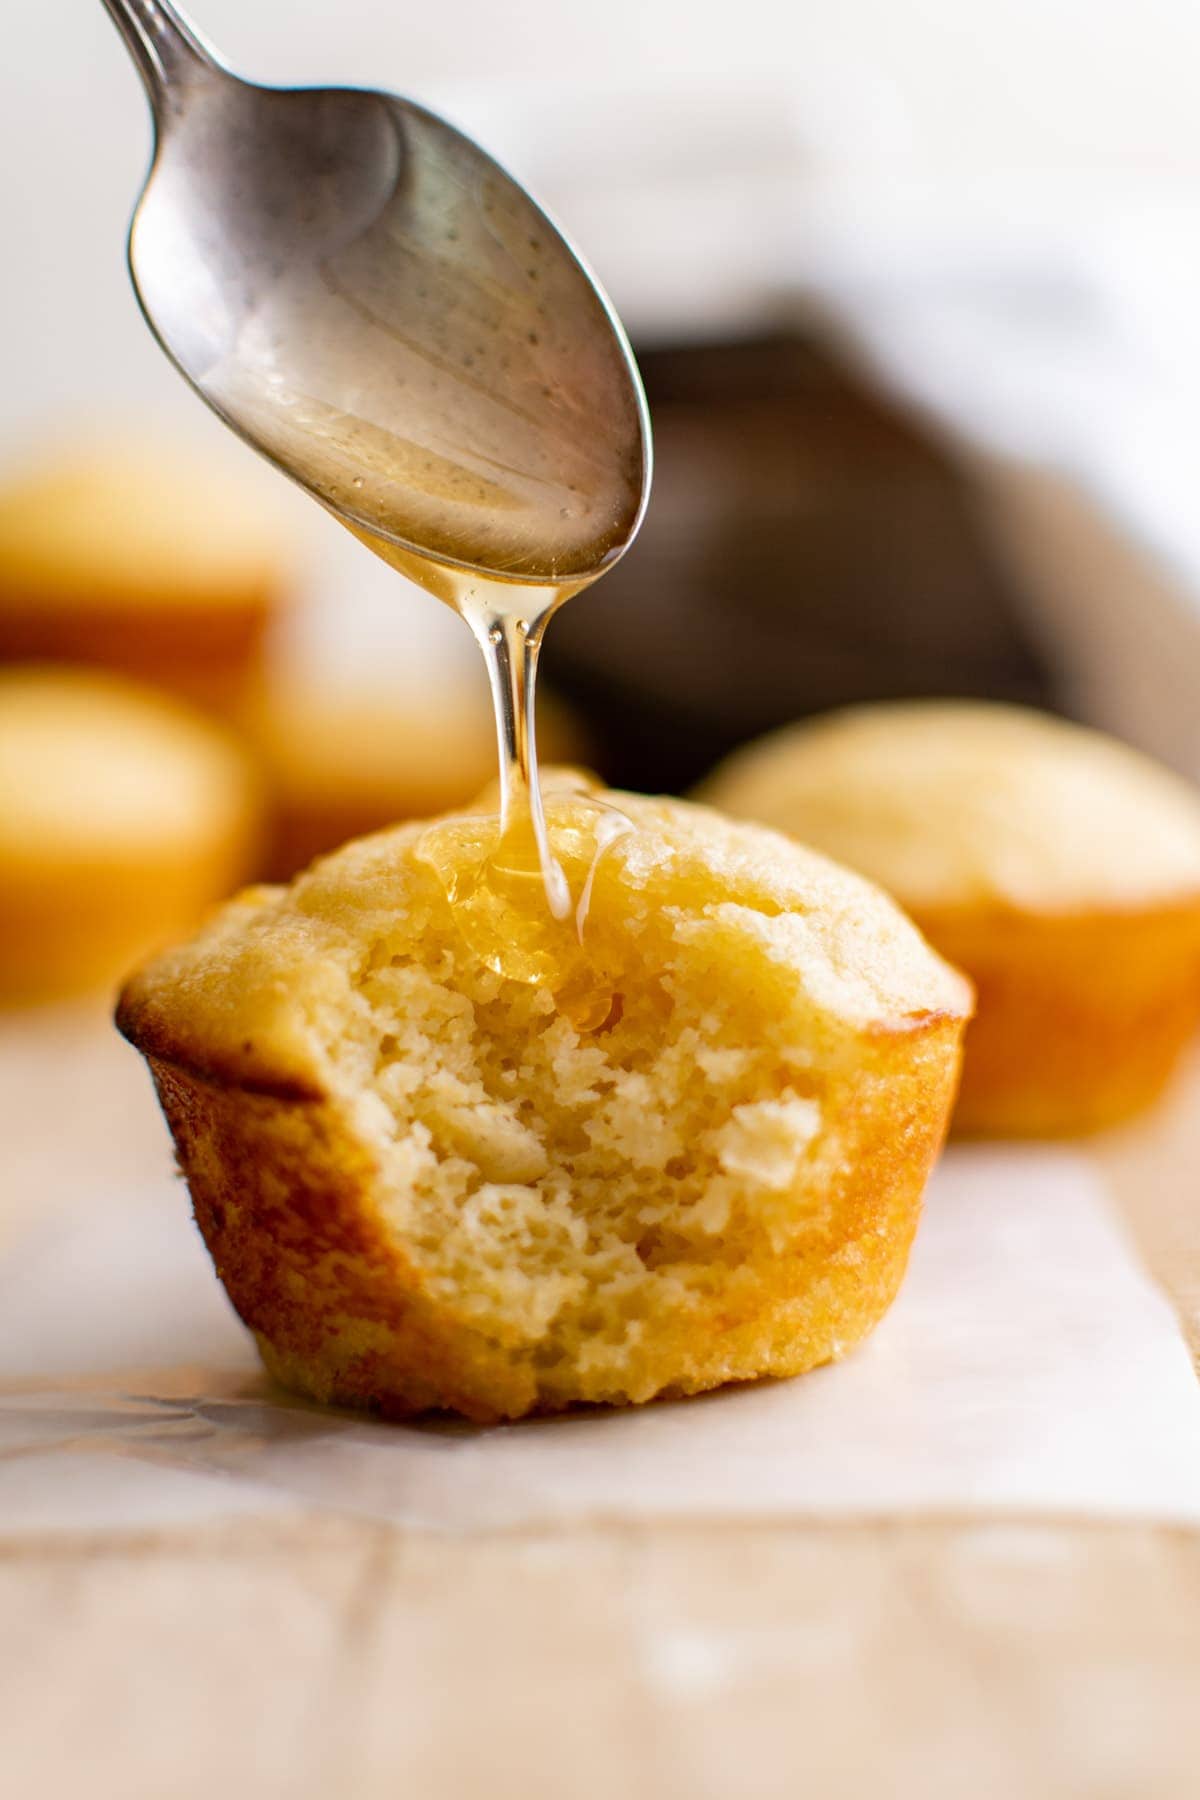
[
  {"xmin": 703, "ymin": 701, "xmax": 1200, "ymax": 1135},
  {"xmin": 0, "ymin": 442, "xmax": 290, "ymax": 707},
  {"xmin": 118, "ymin": 786, "xmax": 970, "ymax": 1421},
  {"xmin": 237, "ymin": 670, "xmax": 589, "ymax": 878},
  {"xmin": 0, "ymin": 666, "xmax": 262, "ymax": 1002}
]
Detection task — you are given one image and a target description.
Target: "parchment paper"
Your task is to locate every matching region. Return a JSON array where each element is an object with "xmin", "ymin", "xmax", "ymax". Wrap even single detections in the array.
[{"xmin": 3, "ymin": 1144, "xmax": 1199, "ymax": 1536}]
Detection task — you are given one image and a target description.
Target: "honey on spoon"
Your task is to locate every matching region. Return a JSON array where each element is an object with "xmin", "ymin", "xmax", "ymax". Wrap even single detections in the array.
[{"xmin": 101, "ymin": 0, "xmax": 651, "ymax": 1004}]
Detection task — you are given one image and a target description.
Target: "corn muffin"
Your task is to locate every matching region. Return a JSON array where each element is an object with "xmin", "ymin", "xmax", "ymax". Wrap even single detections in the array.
[
  {"xmin": 117, "ymin": 784, "xmax": 970, "ymax": 1421},
  {"xmin": 0, "ymin": 666, "xmax": 262, "ymax": 1001},
  {"xmin": 0, "ymin": 443, "xmax": 289, "ymax": 705},
  {"xmin": 237, "ymin": 672, "xmax": 588, "ymax": 878},
  {"xmin": 703, "ymin": 701, "xmax": 1200, "ymax": 1135}
]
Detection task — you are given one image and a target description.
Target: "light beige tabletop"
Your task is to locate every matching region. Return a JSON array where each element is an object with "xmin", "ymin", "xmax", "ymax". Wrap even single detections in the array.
[{"xmin": 2, "ymin": 1001, "xmax": 1199, "ymax": 1800}]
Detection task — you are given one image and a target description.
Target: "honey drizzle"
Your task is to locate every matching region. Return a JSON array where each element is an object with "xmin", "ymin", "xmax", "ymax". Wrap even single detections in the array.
[
  {"xmin": 349, "ymin": 524, "xmax": 629, "ymax": 1016},
  {"xmin": 464, "ymin": 595, "xmax": 569, "ymax": 921}
]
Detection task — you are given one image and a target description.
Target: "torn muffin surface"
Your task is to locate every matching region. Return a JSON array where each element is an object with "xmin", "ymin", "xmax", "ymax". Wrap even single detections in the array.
[{"xmin": 119, "ymin": 787, "xmax": 970, "ymax": 1420}]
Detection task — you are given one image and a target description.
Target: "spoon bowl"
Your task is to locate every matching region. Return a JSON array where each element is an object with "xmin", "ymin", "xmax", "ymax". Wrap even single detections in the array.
[{"xmin": 104, "ymin": 2, "xmax": 651, "ymax": 586}]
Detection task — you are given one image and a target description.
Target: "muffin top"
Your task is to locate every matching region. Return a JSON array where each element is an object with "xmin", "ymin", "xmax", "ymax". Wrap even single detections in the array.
[
  {"xmin": 118, "ymin": 783, "xmax": 970, "ymax": 1097},
  {"xmin": 703, "ymin": 702, "xmax": 1200, "ymax": 915},
  {"xmin": 0, "ymin": 666, "xmax": 259, "ymax": 864},
  {"xmin": 0, "ymin": 441, "xmax": 287, "ymax": 607}
]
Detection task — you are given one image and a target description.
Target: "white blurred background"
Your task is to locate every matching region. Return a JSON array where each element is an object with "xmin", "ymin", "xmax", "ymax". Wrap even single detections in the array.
[
  {"xmin": 6, "ymin": 0, "xmax": 1200, "ymax": 738},
  {"xmin": 10, "ymin": 0, "xmax": 1200, "ymax": 418}
]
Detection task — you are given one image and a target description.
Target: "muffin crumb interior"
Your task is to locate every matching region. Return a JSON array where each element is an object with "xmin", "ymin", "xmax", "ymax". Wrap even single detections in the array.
[{"xmin": 311, "ymin": 845, "xmax": 851, "ymax": 1399}]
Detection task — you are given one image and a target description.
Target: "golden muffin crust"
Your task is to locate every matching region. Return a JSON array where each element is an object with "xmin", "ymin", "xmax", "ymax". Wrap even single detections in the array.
[
  {"xmin": 119, "ymin": 785, "xmax": 970, "ymax": 1421},
  {"xmin": 0, "ymin": 666, "xmax": 262, "ymax": 1001},
  {"xmin": 0, "ymin": 443, "xmax": 289, "ymax": 704},
  {"xmin": 703, "ymin": 702, "xmax": 1200, "ymax": 1134}
]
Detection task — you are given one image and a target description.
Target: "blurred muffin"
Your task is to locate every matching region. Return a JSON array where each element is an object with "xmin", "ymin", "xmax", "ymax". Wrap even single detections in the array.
[
  {"xmin": 0, "ymin": 442, "xmax": 289, "ymax": 706},
  {"xmin": 117, "ymin": 785, "xmax": 970, "ymax": 1421},
  {"xmin": 238, "ymin": 671, "xmax": 589, "ymax": 877},
  {"xmin": 703, "ymin": 701, "xmax": 1200, "ymax": 1136},
  {"xmin": 0, "ymin": 666, "xmax": 262, "ymax": 1001}
]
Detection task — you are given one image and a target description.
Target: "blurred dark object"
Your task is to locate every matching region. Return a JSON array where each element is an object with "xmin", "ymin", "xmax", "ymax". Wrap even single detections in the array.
[{"xmin": 542, "ymin": 333, "xmax": 1059, "ymax": 794}]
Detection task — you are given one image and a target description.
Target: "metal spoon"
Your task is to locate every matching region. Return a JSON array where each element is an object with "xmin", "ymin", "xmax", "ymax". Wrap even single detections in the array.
[{"xmin": 100, "ymin": 1, "xmax": 651, "ymax": 588}]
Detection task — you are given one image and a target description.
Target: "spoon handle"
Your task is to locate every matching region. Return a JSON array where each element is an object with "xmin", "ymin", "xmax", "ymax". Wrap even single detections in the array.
[{"xmin": 101, "ymin": 0, "xmax": 216, "ymax": 110}]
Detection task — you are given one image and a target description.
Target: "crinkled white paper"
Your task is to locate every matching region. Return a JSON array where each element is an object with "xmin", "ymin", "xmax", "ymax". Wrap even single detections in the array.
[{"xmin": 3, "ymin": 1146, "xmax": 1200, "ymax": 1535}]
